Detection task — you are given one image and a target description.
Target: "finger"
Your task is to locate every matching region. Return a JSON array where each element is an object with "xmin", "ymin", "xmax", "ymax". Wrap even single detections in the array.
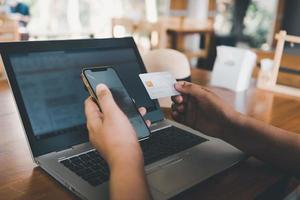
[
  {"xmin": 171, "ymin": 110, "xmax": 179, "ymax": 119},
  {"xmin": 84, "ymin": 97, "xmax": 102, "ymax": 126},
  {"xmin": 138, "ymin": 107, "xmax": 147, "ymax": 116},
  {"xmin": 174, "ymin": 81, "xmax": 207, "ymax": 98},
  {"xmin": 171, "ymin": 95, "xmax": 183, "ymax": 104},
  {"xmin": 176, "ymin": 104, "xmax": 185, "ymax": 113},
  {"xmin": 171, "ymin": 103, "xmax": 185, "ymax": 113},
  {"xmin": 96, "ymin": 84, "xmax": 120, "ymax": 115},
  {"xmin": 171, "ymin": 110, "xmax": 184, "ymax": 123},
  {"xmin": 145, "ymin": 120, "xmax": 151, "ymax": 127},
  {"xmin": 185, "ymin": 96, "xmax": 198, "ymax": 127}
]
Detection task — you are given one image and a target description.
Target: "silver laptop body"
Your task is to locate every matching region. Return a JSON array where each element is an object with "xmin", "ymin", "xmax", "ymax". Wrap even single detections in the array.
[
  {"xmin": 37, "ymin": 119, "xmax": 244, "ymax": 200},
  {"xmin": 1, "ymin": 38, "xmax": 245, "ymax": 200}
]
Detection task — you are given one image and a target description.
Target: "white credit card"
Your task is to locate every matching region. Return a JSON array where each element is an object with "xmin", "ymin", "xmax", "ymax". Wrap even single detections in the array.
[{"xmin": 139, "ymin": 72, "xmax": 180, "ymax": 99}]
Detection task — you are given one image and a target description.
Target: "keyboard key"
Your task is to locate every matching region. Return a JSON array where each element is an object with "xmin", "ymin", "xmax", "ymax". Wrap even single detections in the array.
[
  {"xmin": 61, "ymin": 159, "xmax": 72, "ymax": 167},
  {"xmin": 70, "ymin": 157, "xmax": 81, "ymax": 164}
]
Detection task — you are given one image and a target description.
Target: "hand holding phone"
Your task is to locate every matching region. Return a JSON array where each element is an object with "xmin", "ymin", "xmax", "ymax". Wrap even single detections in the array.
[
  {"xmin": 84, "ymin": 84, "xmax": 151, "ymax": 200},
  {"xmin": 81, "ymin": 67, "xmax": 150, "ymax": 140}
]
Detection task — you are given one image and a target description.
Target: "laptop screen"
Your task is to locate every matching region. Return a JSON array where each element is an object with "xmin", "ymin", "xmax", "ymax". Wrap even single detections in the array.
[
  {"xmin": 9, "ymin": 48, "xmax": 157, "ymax": 140},
  {"xmin": 1, "ymin": 38, "xmax": 164, "ymax": 156}
]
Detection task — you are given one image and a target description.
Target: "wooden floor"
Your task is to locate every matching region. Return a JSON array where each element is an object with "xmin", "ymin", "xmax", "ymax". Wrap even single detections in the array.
[{"xmin": 0, "ymin": 68, "xmax": 300, "ymax": 199}]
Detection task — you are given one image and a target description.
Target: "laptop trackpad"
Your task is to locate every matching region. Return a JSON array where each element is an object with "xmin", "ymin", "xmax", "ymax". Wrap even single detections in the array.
[{"xmin": 147, "ymin": 157, "xmax": 200, "ymax": 195}]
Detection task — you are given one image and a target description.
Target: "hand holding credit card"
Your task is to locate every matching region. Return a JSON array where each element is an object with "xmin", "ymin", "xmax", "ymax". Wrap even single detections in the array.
[{"xmin": 139, "ymin": 72, "xmax": 180, "ymax": 99}]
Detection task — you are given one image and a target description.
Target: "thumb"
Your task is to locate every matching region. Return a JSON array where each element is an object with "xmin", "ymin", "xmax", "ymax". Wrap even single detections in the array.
[
  {"xmin": 96, "ymin": 84, "xmax": 119, "ymax": 115},
  {"xmin": 174, "ymin": 81, "xmax": 201, "ymax": 96}
]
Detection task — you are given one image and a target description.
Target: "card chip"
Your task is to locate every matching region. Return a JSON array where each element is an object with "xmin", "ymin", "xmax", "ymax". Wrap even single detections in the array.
[{"xmin": 146, "ymin": 80, "xmax": 154, "ymax": 87}]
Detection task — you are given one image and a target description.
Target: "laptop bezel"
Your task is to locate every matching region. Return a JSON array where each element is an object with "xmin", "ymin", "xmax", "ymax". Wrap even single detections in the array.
[{"xmin": 0, "ymin": 37, "xmax": 164, "ymax": 157}]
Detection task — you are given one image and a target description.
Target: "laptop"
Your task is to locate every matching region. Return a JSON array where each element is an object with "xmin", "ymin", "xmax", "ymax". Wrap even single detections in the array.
[{"xmin": 0, "ymin": 37, "xmax": 245, "ymax": 200}]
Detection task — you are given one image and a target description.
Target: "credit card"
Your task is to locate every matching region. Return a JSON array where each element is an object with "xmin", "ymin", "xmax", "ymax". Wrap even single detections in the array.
[{"xmin": 139, "ymin": 72, "xmax": 180, "ymax": 99}]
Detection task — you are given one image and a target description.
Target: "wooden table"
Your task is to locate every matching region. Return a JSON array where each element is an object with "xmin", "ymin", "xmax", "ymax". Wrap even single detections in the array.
[
  {"xmin": 167, "ymin": 22, "xmax": 213, "ymax": 60},
  {"xmin": 0, "ymin": 69, "xmax": 300, "ymax": 199}
]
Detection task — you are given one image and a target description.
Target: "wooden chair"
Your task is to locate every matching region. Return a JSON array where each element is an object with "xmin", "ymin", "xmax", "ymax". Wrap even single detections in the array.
[
  {"xmin": 111, "ymin": 17, "xmax": 166, "ymax": 49},
  {"xmin": 257, "ymin": 31, "xmax": 300, "ymax": 98}
]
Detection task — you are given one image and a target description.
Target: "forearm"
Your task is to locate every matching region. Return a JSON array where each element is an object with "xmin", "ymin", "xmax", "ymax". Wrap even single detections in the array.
[
  {"xmin": 109, "ymin": 156, "xmax": 152, "ymax": 200},
  {"xmin": 223, "ymin": 113, "xmax": 300, "ymax": 176}
]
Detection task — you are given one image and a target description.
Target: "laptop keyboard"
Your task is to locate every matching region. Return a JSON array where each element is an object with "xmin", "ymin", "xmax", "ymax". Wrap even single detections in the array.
[
  {"xmin": 140, "ymin": 126, "xmax": 207, "ymax": 165},
  {"xmin": 60, "ymin": 126, "xmax": 207, "ymax": 186}
]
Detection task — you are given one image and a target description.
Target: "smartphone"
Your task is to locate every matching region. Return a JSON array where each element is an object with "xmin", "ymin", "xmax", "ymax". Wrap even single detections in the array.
[{"xmin": 81, "ymin": 67, "xmax": 150, "ymax": 140}]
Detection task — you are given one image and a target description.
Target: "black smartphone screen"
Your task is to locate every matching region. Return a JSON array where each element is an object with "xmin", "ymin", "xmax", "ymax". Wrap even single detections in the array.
[{"xmin": 83, "ymin": 67, "xmax": 150, "ymax": 139}]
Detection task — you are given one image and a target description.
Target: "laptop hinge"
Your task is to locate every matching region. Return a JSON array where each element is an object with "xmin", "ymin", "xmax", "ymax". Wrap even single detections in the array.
[
  {"xmin": 150, "ymin": 119, "xmax": 172, "ymax": 132},
  {"xmin": 56, "ymin": 143, "xmax": 93, "ymax": 160},
  {"xmin": 55, "ymin": 146, "xmax": 74, "ymax": 155}
]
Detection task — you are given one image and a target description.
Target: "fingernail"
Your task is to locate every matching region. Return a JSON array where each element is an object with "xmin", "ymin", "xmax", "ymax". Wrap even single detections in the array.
[
  {"xmin": 177, "ymin": 81, "xmax": 185, "ymax": 86},
  {"xmin": 175, "ymin": 81, "xmax": 183, "ymax": 90},
  {"xmin": 177, "ymin": 95, "xmax": 183, "ymax": 103}
]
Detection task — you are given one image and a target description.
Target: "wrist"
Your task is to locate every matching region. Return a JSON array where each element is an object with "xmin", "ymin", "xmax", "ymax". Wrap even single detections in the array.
[
  {"xmin": 108, "ymin": 145, "xmax": 144, "ymax": 171},
  {"xmin": 221, "ymin": 111, "xmax": 245, "ymax": 141}
]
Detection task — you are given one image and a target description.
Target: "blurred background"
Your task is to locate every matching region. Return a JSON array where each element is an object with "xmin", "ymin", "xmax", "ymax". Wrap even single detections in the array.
[{"xmin": 0, "ymin": 0, "xmax": 299, "ymax": 71}]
